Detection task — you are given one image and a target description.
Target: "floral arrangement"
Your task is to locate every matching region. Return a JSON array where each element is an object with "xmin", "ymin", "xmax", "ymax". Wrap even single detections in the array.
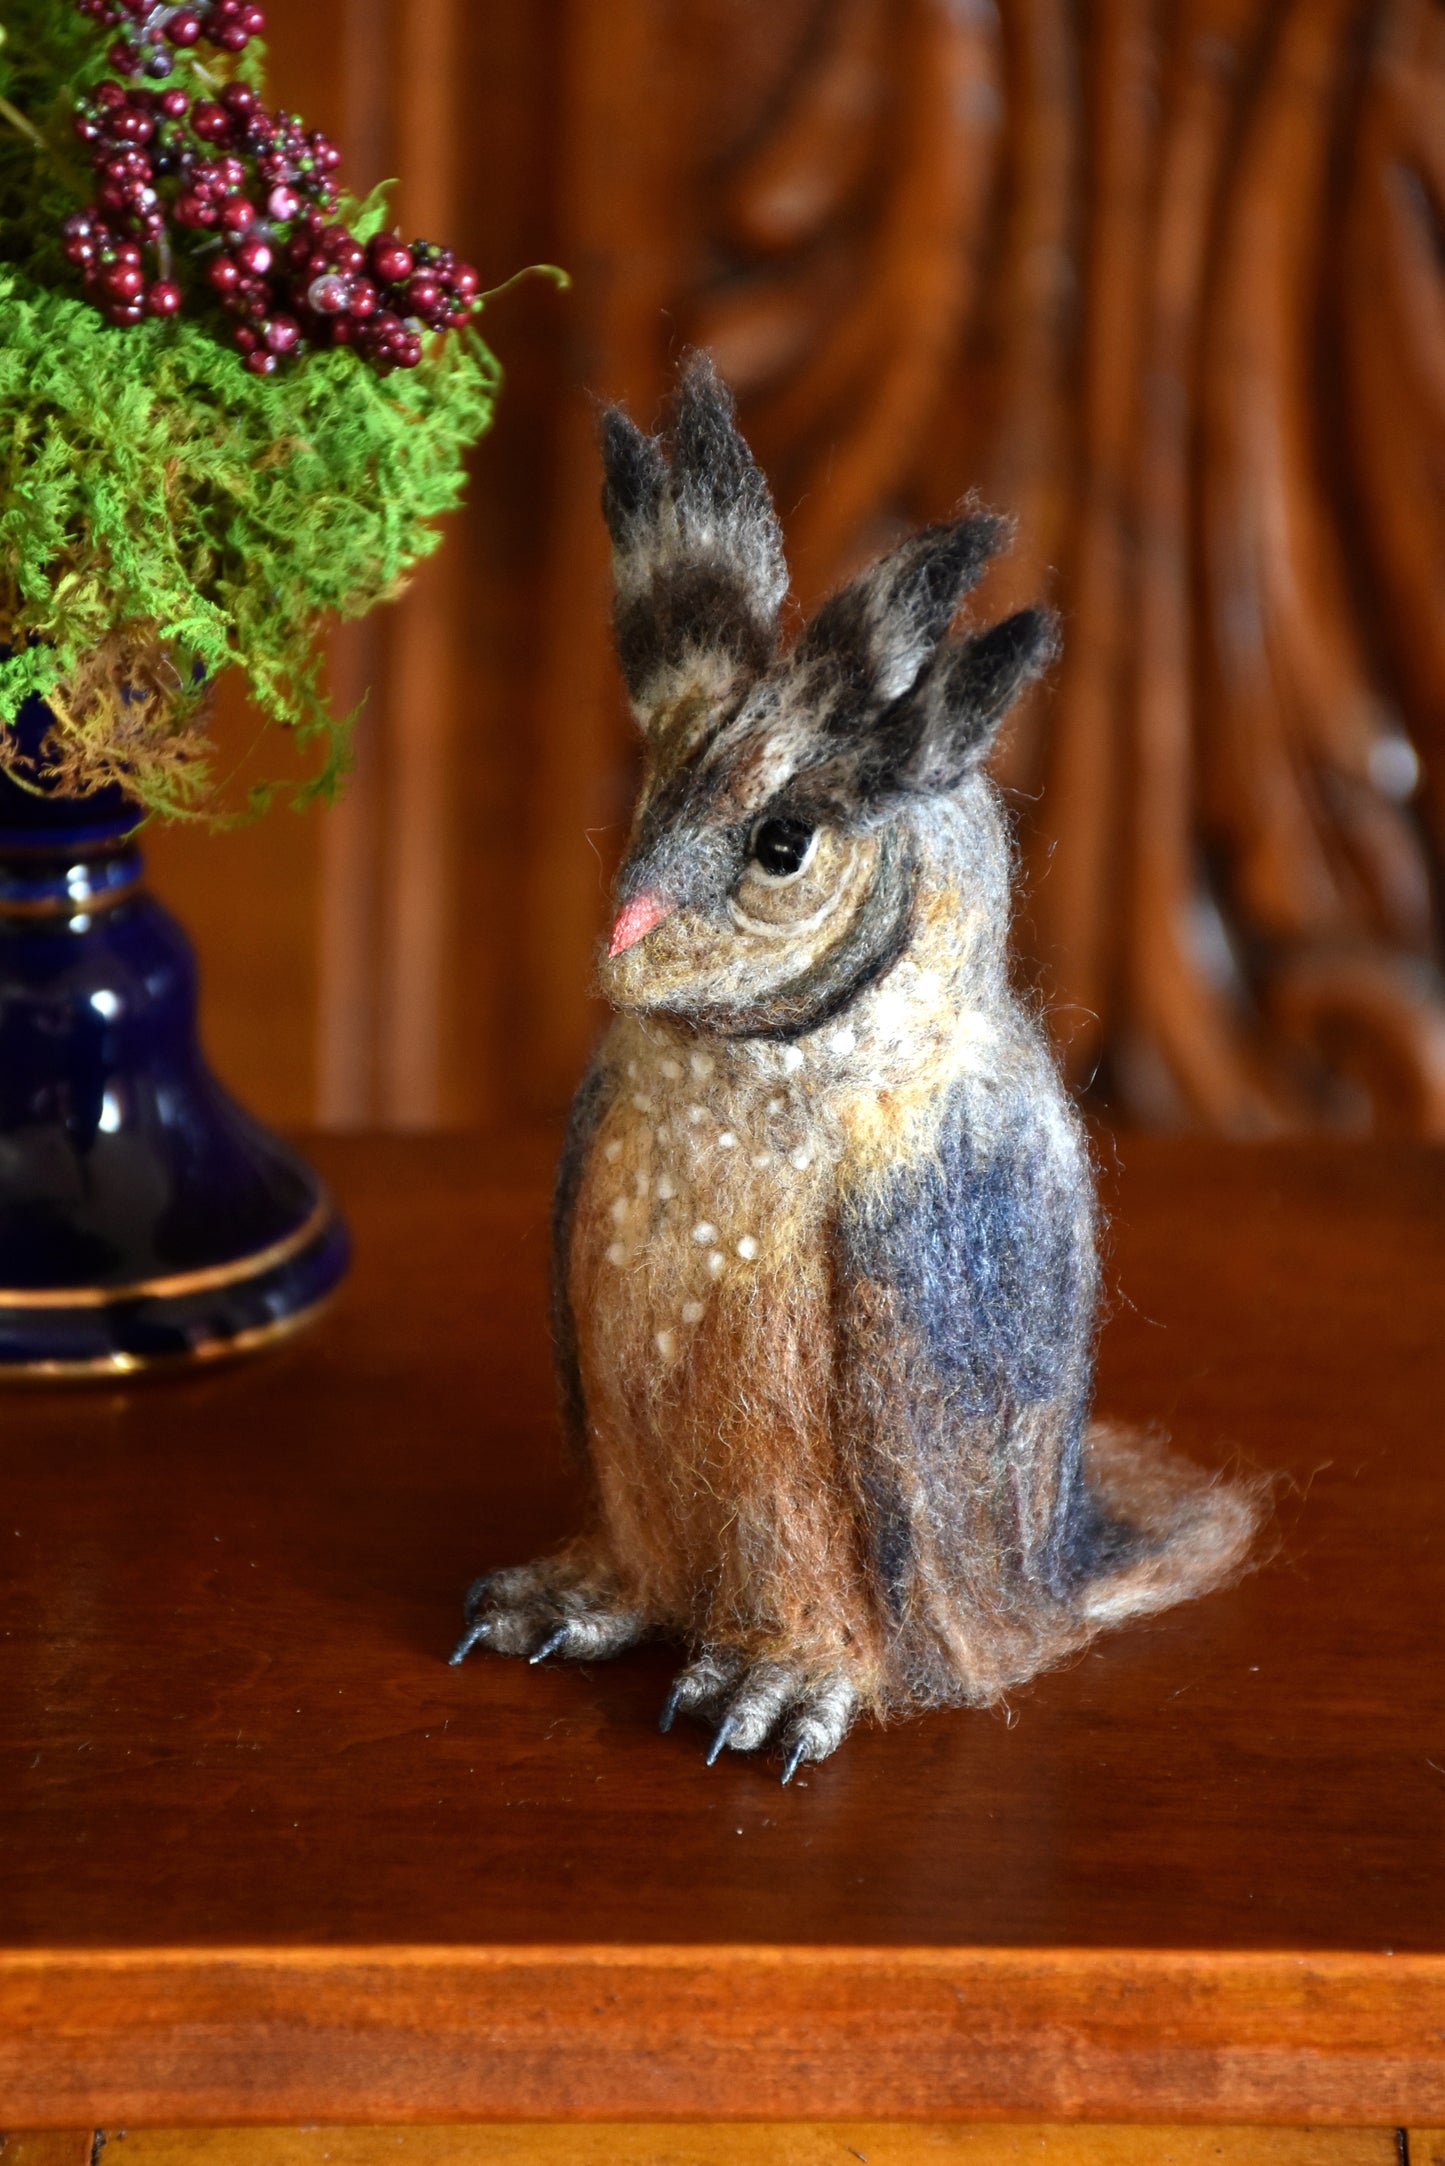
[{"xmin": 0, "ymin": 0, "xmax": 526, "ymax": 815}]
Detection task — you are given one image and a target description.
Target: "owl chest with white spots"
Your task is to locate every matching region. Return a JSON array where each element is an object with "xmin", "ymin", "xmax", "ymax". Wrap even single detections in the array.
[{"xmin": 572, "ymin": 1020, "xmax": 842, "ymax": 1377}]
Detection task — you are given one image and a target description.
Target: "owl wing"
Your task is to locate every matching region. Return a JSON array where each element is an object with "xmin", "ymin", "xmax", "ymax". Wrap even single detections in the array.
[
  {"xmin": 550, "ymin": 1055, "xmax": 610, "ymax": 1460},
  {"xmin": 832, "ymin": 1073, "xmax": 1102, "ymax": 1610}
]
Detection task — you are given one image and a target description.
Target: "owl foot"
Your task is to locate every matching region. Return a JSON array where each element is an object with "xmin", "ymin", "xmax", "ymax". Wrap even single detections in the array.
[
  {"xmin": 449, "ymin": 1557, "xmax": 646, "ymax": 1666},
  {"xmin": 659, "ymin": 1651, "xmax": 859, "ymax": 1781}
]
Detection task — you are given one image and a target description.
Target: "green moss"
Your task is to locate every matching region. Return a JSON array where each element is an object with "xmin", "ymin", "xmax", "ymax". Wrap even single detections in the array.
[{"xmin": 0, "ymin": 4, "xmax": 502, "ymax": 815}]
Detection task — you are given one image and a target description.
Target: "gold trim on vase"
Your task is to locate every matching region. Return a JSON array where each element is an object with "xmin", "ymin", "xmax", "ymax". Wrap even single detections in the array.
[
  {"xmin": 0, "ymin": 1293, "xmax": 337, "ymax": 1383},
  {"xmin": 0, "ymin": 1196, "xmax": 334, "ymax": 1310},
  {"xmin": 0, "ymin": 874, "xmax": 144, "ymax": 921}
]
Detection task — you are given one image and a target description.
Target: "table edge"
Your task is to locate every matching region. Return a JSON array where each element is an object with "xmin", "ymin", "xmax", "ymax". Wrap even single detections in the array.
[{"xmin": 3, "ymin": 1944, "xmax": 1444, "ymax": 2125}]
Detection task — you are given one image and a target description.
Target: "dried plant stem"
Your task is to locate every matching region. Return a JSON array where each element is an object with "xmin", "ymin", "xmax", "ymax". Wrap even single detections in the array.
[{"xmin": 0, "ymin": 93, "xmax": 43, "ymax": 148}]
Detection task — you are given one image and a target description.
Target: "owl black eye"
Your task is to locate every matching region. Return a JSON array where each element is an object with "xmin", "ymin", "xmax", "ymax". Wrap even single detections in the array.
[{"xmin": 749, "ymin": 816, "xmax": 817, "ymax": 880}]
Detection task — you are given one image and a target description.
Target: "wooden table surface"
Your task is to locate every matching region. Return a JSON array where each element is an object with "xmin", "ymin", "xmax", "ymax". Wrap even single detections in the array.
[{"xmin": 3, "ymin": 1137, "xmax": 1443, "ymax": 2127}]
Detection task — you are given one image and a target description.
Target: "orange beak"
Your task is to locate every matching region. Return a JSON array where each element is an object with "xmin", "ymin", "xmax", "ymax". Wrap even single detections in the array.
[{"xmin": 608, "ymin": 889, "xmax": 674, "ymax": 958}]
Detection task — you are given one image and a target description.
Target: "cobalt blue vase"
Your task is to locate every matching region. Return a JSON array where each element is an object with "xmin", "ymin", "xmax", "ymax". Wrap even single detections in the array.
[{"xmin": 0, "ymin": 689, "xmax": 349, "ymax": 1379}]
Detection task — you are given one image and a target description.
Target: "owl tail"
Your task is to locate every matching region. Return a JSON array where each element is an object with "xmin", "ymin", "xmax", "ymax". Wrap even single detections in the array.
[{"xmin": 1073, "ymin": 1422, "xmax": 1268, "ymax": 1630}]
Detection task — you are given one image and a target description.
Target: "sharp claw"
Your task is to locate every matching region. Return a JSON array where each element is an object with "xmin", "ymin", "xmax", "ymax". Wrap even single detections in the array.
[
  {"xmin": 659, "ymin": 1680, "xmax": 685, "ymax": 1734},
  {"xmin": 529, "ymin": 1623, "xmax": 571, "ymax": 1665},
  {"xmin": 705, "ymin": 1712, "xmax": 738, "ymax": 1767},
  {"xmin": 780, "ymin": 1739, "xmax": 808, "ymax": 1786},
  {"xmin": 449, "ymin": 1619, "xmax": 491, "ymax": 1665}
]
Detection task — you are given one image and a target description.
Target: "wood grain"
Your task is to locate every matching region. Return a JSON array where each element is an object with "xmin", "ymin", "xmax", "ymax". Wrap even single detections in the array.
[
  {"xmin": 0, "ymin": 2140, "xmax": 95, "ymax": 2166},
  {"xmin": 1, "ymin": 1139, "xmax": 1443, "ymax": 2122},
  {"xmin": 1, "ymin": 1952, "xmax": 1443, "ymax": 2127},
  {"xmin": 103, "ymin": 2123, "xmax": 1404, "ymax": 2164}
]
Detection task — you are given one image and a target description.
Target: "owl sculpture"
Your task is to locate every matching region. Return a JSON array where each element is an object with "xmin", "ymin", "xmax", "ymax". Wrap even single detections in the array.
[{"xmin": 453, "ymin": 354, "xmax": 1256, "ymax": 1780}]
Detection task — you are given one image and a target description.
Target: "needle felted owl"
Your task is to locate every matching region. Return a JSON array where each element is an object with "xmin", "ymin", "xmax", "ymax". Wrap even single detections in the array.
[{"xmin": 452, "ymin": 353, "xmax": 1257, "ymax": 1780}]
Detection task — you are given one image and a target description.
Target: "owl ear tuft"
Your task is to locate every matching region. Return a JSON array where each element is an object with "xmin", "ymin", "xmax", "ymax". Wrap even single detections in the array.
[
  {"xmin": 800, "ymin": 513, "xmax": 1008, "ymax": 712},
  {"xmin": 670, "ymin": 352, "xmax": 779, "ymax": 555},
  {"xmin": 874, "ymin": 607, "xmax": 1061, "ymax": 796},
  {"xmin": 600, "ymin": 352, "xmax": 788, "ymax": 729},
  {"xmin": 600, "ymin": 408, "xmax": 667, "ymax": 548}
]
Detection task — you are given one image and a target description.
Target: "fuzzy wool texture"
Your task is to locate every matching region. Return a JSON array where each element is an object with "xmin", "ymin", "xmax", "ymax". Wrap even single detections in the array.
[
  {"xmin": 0, "ymin": 8, "xmax": 499, "ymax": 816},
  {"xmin": 456, "ymin": 354, "xmax": 1260, "ymax": 1773}
]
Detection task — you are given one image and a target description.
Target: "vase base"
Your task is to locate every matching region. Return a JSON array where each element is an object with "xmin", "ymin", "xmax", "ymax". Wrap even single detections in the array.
[{"xmin": 0, "ymin": 1201, "xmax": 350, "ymax": 1381}]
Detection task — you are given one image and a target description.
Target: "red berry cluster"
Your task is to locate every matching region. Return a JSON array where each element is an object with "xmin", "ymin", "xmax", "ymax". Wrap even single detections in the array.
[
  {"xmin": 60, "ymin": 2, "xmax": 482, "ymax": 375},
  {"xmin": 76, "ymin": 0, "xmax": 266, "ymax": 77}
]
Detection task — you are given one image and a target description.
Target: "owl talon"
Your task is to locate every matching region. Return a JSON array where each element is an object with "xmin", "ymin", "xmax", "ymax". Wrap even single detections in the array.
[
  {"xmin": 774, "ymin": 1674, "xmax": 860, "ymax": 1773},
  {"xmin": 658, "ymin": 1680, "xmax": 685, "ymax": 1734},
  {"xmin": 780, "ymin": 1739, "xmax": 808, "ymax": 1786},
  {"xmin": 670, "ymin": 1655, "xmax": 861, "ymax": 1771},
  {"xmin": 451, "ymin": 1554, "xmax": 647, "ymax": 1667},
  {"xmin": 705, "ymin": 1713, "xmax": 739, "ymax": 1766},
  {"xmin": 448, "ymin": 1618, "xmax": 491, "ymax": 1666},
  {"xmin": 660, "ymin": 1648, "xmax": 744, "ymax": 1737}
]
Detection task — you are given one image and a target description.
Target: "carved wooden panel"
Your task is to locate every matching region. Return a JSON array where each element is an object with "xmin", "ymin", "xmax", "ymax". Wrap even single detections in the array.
[
  {"xmin": 144, "ymin": 0, "xmax": 1445, "ymax": 1134},
  {"xmin": 522, "ymin": 0, "xmax": 1445, "ymax": 1131},
  {"xmin": 147, "ymin": 0, "xmax": 552, "ymax": 1129}
]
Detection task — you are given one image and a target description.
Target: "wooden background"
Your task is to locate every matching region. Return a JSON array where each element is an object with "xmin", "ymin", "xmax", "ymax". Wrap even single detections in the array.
[{"xmin": 145, "ymin": 0, "xmax": 1445, "ymax": 1135}]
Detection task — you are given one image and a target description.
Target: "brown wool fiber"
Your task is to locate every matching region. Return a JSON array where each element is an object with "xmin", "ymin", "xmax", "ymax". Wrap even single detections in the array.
[{"xmin": 452, "ymin": 353, "xmax": 1260, "ymax": 1777}]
